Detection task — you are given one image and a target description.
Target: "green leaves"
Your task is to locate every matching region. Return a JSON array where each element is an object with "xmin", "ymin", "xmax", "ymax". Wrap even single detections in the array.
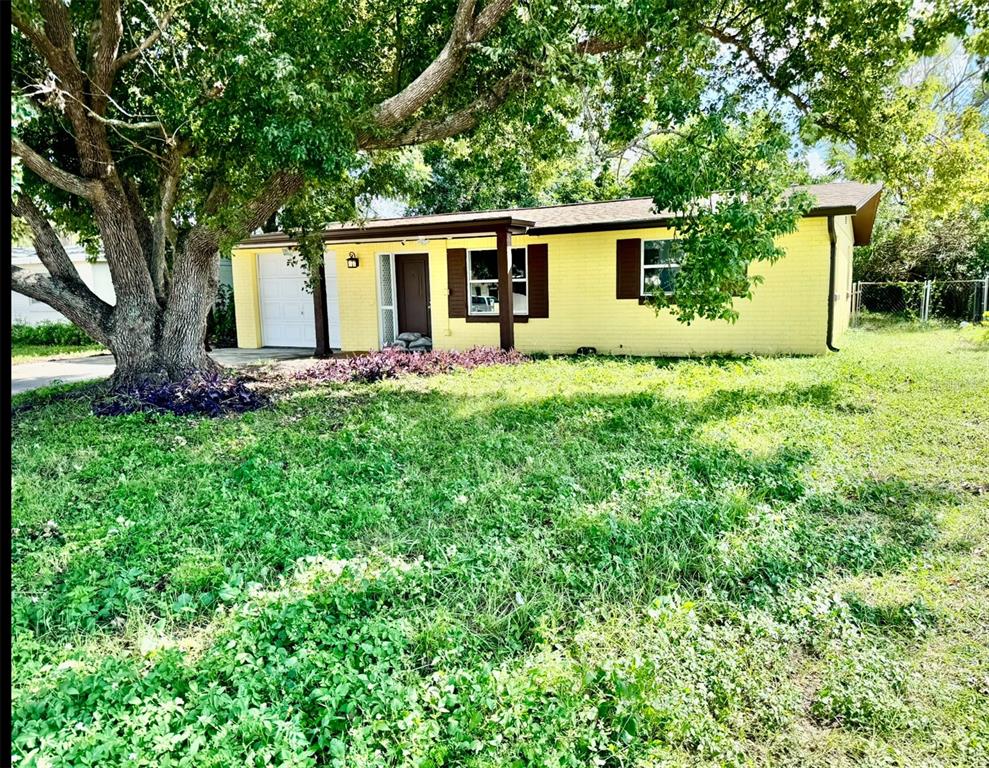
[
  {"xmin": 832, "ymin": 34, "xmax": 989, "ymax": 281},
  {"xmin": 12, "ymin": 0, "xmax": 982, "ymax": 326},
  {"xmin": 629, "ymin": 109, "xmax": 813, "ymax": 323}
]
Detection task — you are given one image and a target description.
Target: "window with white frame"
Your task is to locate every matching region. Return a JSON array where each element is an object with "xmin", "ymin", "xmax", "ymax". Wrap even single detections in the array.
[
  {"xmin": 467, "ymin": 247, "xmax": 528, "ymax": 315},
  {"xmin": 642, "ymin": 240, "xmax": 681, "ymax": 296}
]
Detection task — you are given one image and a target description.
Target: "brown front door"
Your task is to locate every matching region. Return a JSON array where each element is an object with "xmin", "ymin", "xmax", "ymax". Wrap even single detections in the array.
[{"xmin": 395, "ymin": 253, "xmax": 431, "ymax": 336}]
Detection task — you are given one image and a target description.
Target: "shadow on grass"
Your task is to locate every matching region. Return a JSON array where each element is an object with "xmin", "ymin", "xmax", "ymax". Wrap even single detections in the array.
[
  {"xmin": 851, "ymin": 314, "xmax": 961, "ymax": 333},
  {"xmin": 11, "ymin": 375, "xmax": 948, "ymax": 658},
  {"xmin": 11, "ymin": 371, "xmax": 968, "ymax": 767}
]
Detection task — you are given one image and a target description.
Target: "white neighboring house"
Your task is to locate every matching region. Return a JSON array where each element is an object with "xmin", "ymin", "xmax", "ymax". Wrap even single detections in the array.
[{"xmin": 11, "ymin": 243, "xmax": 233, "ymax": 326}]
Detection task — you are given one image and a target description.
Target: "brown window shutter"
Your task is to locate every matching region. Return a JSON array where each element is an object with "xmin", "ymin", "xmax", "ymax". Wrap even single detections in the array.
[
  {"xmin": 447, "ymin": 248, "xmax": 467, "ymax": 318},
  {"xmin": 527, "ymin": 244, "xmax": 549, "ymax": 318},
  {"xmin": 616, "ymin": 238, "xmax": 641, "ymax": 299}
]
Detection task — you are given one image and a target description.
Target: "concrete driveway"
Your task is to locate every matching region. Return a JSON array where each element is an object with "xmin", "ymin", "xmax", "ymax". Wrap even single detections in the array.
[{"xmin": 10, "ymin": 347, "xmax": 315, "ymax": 395}]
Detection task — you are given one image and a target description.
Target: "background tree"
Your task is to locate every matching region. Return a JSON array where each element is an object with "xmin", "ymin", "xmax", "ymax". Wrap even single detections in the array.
[
  {"xmin": 827, "ymin": 34, "xmax": 989, "ymax": 281},
  {"xmin": 11, "ymin": 0, "xmax": 978, "ymax": 386}
]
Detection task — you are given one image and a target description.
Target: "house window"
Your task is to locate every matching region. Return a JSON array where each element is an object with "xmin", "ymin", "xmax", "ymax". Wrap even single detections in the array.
[
  {"xmin": 467, "ymin": 247, "xmax": 528, "ymax": 315},
  {"xmin": 642, "ymin": 240, "xmax": 681, "ymax": 296}
]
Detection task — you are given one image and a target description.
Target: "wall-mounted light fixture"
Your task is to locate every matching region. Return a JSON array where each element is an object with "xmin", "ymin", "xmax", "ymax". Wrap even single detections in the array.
[
  {"xmin": 416, "ymin": 236, "xmax": 428, "ymax": 245},
  {"xmin": 346, "ymin": 252, "xmax": 359, "ymax": 269}
]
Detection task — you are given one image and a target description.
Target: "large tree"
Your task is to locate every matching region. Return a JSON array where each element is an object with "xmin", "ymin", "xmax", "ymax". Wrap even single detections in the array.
[
  {"xmin": 10, "ymin": 0, "xmax": 977, "ymax": 385},
  {"xmin": 825, "ymin": 34, "xmax": 989, "ymax": 281}
]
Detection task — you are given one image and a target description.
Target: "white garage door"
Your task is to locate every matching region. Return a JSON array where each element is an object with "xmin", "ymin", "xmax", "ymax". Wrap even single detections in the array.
[{"xmin": 258, "ymin": 253, "xmax": 316, "ymax": 347}]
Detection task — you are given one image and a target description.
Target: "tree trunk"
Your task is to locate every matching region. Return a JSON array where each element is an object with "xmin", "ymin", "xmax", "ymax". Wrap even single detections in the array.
[
  {"xmin": 105, "ymin": 315, "xmax": 221, "ymax": 390},
  {"xmin": 105, "ymin": 306, "xmax": 221, "ymax": 390},
  {"xmin": 104, "ymin": 233, "xmax": 222, "ymax": 389}
]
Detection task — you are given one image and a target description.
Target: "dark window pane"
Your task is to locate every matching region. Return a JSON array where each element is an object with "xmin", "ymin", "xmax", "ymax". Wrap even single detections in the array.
[
  {"xmin": 644, "ymin": 240, "xmax": 680, "ymax": 266},
  {"xmin": 470, "ymin": 250, "xmax": 497, "ymax": 281},
  {"xmin": 512, "ymin": 248, "xmax": 526, "ymax": 279},
  {"xmin": 643, "ymin": 240, "xmax": 665, "ymax": 266}
]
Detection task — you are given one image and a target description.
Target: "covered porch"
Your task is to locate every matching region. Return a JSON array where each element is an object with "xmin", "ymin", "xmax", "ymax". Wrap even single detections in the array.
[{"xmin": 240, "ymin": 215, "xmax": 534, "ymax": 356}]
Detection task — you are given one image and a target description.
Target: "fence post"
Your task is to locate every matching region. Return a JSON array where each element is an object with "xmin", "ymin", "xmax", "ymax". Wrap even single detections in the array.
[{"xmin": 983, "ymin": 276, "xmax": 989, "ymax": 323}]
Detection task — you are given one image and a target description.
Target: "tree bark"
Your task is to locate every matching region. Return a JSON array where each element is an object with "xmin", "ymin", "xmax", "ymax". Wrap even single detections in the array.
[
  {"xmin": 158, "ymin": 229, "xmax": 223, "ymax": 378},
  {"xmin": 11, "ymin": 266, "xmax": 113, "ymax": 346},
  {"xmin": 102, "ymin": 230, "xmax": 223, "ymax": 389}
]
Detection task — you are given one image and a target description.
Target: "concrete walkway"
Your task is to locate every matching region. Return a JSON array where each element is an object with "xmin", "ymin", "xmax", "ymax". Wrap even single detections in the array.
[{"xmin": 10, "ymin": 347, "xmax": 314, "ymax": 395}]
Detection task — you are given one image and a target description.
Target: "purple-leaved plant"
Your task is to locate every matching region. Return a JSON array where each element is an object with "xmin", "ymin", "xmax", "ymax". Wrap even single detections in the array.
[
  {"xmin": 292, "ymin": 347, "xmax": 527, "ymax": 384},
  {"xmin": 93, "ymin": 374, "xmax": 269, "ymax": 417}
]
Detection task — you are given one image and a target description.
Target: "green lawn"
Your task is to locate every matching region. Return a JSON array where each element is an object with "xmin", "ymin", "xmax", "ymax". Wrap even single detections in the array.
[
  {"xmin": 11, "ymin": 343, "xmax": 106, "ymax": 365},
  {"xmin": 11, "ymin": 326, "xmax": 989, "ymax": 767}
]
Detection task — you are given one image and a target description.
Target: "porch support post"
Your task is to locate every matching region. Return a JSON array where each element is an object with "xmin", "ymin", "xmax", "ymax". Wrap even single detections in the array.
[
  {"xmin": 497, "ymin": 225, "xmax": 515, "ymax": 350},
  {"xmin": 313, "ymin": 255, "xmax": 331, "ymax": 358}
]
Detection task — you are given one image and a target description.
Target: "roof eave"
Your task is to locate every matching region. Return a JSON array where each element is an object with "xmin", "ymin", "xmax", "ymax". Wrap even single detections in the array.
[
  {"xmin": 239, "ymin": 216, "xmax": 534, "ymax": 248},
  {"xmin": 849, "ymin": 186, "xmax": 882, "ymax": 246},
  {"xmin": 235, "ymin": 184, "xmax": 885, "ymax": 247},
  {"xmin": 528, "ymin": 202, "xmax": 876, "ymax": 236}
]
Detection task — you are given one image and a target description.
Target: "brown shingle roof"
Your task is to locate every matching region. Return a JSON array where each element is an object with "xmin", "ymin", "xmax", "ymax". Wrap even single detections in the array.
[{"xmin": 240, "ymin": 181, "xmax": 882, "ymax": 246}]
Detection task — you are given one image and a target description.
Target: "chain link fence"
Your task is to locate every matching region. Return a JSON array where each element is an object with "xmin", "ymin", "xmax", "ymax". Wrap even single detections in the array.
[{"xmin": 851, "ymin": 278, "xmax": 989, "ymax": 327}]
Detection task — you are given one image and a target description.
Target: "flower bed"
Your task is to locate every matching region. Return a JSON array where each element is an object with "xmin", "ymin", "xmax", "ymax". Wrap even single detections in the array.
[
  {"xmin": 93, "ymin": 374, "xmax": 269, "ymax": 417},
  {"xmin": 292, "ymin": 346, "xmax": 528, "ymax": 384}
]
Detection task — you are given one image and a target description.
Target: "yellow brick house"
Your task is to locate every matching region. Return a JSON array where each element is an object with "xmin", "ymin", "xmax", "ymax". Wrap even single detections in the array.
[{"xmin": 230, "ymin": 182, "xmax": 881, "ymax": 357}]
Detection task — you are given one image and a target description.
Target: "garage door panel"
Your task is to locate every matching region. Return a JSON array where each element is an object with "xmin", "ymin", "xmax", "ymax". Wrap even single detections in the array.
[
  {"xmin": 257, "ymin": 255, "xmax": 316, "ymax": 347},
  {"xmin": 257, "ymin": 252, "xmax": 341, "ymax": 349}
]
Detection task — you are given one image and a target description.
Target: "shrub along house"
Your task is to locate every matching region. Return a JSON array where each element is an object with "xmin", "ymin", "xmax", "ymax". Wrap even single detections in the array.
[{"xmin": 230, "ymin": 181, "xmax": 881, "ymax": 357}]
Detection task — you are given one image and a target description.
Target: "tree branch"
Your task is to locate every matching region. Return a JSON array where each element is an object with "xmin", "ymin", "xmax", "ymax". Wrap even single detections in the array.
[
  {"xmin": 366, "ymin": 0, "xmax": 515, "ymax": 132},
  {"xmin": 53, "ymin": 86, "xmax": 166, "ymax": 133},
  {"xmin": 151, "ymin": 142, "xmax": 189, "ymax": 300},
  {"xmin": 89, "ymin": 0, "xmax": 124, "ymax": 113},
  {"xmin": 121, "ymin": 176, "xmax": 159, "ymax": 297},
  {"xmin": 700, "ymin": 24, "xmax": 811, "ymax": 113},
  {"xmin": 10, "ymin": 266, "xmax": 113, "ymax": 346},
  {"xmin": 362, "ymin": 70, "xmax": 528, "ymax": 149},
  {"xmin": 161, "ymin": 169, "xmax": 304, "ymax": 349},
  {"xmin": 10, "ymin": 4, "xmax": 80, "ymax": 86},
  {"xmin": 472, "ymin": 0, "xmax": 515, "ymax": 40},
  {"xmin": 360, "ymin": 25, "xmax": 652, "ymax": 152},
  {"xmin": 238, "ymin": 171, "xmax": 306, "ymax": 238},
  {"xmin": 700, "ymin": 24, "xmax": 852, "ymax": 137},
  {"xmin": 12, "ymin": 195, "xmax": 86, "ymax": 285},
  {"xmin": 361, "ymin": 24, "xmax": 661, "ymax": 151},
  {"xmin": 13, "ymin": 2, "xmax": 115, "ymax": 175},
  {"xmin": 114, "ymin": 1, "xmax": 186, "ymax": 72},
  {"xmin": 11, "ymin": 137, "xmax": 100, "ymax": 199},
  {"xmin": 576, "ymin": 35, "xmax": 644, "ymax": 55}
]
